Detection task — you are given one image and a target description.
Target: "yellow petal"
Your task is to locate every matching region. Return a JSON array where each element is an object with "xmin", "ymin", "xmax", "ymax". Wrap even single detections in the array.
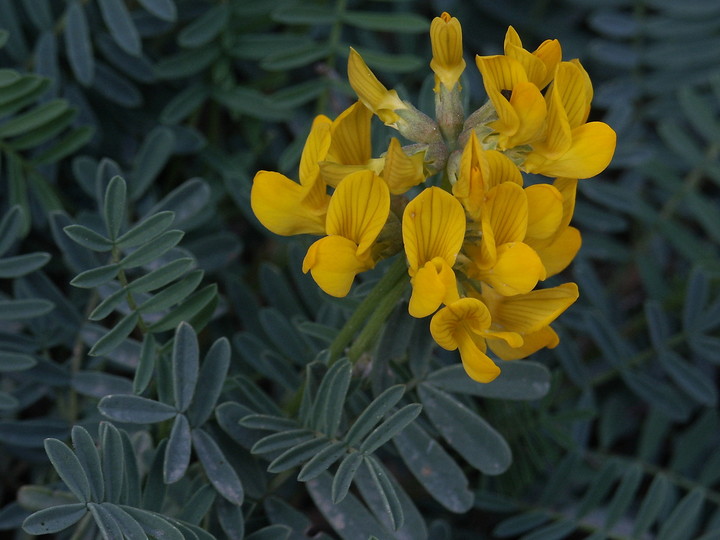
[
  {"xmin": 430, "ymin": 12, "xmax": 466, "ymax": 91},
  {"xmin": 251, "ymin": 171, "xmax": 327, "ymax": 236},
  {"xmin": 430, "ymin": 298, "xmax": 500, "ymax": 382},
  {"xmin": 348, "ymin": 48, "xmax": 406, "ymax": 125},
  {"xmin": 477, "ymin": 242, "xmax": 544, "ymax": 296},
  {"xmin": 429, "ymin": 297, "xmax": 491, "ymax": 345},
  {"xmin": 299, "ymin": 115, "xmax": 332, "ymax": 186},
  {"xmin": 554, "ymin": 177, "xmax": 578, "ymax": 231},
  {"xmin": 325, "ymin": 170, "xmax": 390, "ymax": 255},
  {"xmin": 325, "ymin": 101, "xmax": 373, "ymax": 171},
  {"xmin": 456, "ymin": 331, "xmax": 501, "ymax": 382},
  {"xmin": 453, "ymin": 131, "xmax": 489, "ymax": 221},
  {"xmin": 482, "ymin": 329, "xmax": 524, "ymax": 348},
  {"xmin": 302, "ymin": 235, "xmax": 373, "ymax": 297},
  {"xmin": 487, "ymin": 87, "xmax": 521, "ymax": 139},
  {"xmin": 530, "ymin": 225, "xmax": 581, "ymax": 277},
  {"xmin": 487, "ymin": 325, "xmax": 559, "ymax": 360},
  {"xmin": 525, "ymin": 184, "xmax": 564, "ymax": 240},
  {"xmin": 484, "ymin": 282, "xmax": 579, "ymax": 334},
  {"xmin": 553, "ymin": 62, "xmax": 591, "ymax": 130},
  {"xmin": 402, "ymin": 187, "xmax": 466, "ymax": 272},
  {"xmin": 504, "ymin": 81, "xmax": 547, "ymax": 147},
  {"xmin": 485, "ymin": 150, "xmax": 524, "ymax": 189},
  {"xmin": 533, "ymin": 78, "xmax": 572, "ymax": 159},
  {"xmin": 475, "ymin": 55, "xmax": 528, "ymax": 139},
  {"xmin": 533, "ymin": 39, "xmax": 562, "ymax": 89},
  {"xmin": 484, "ymin": 182, "xmax": 528, "ymax": 245},
  {"xmin": 382, "ymin": 138, "xmax": 426, "ymax": 195},
  {"xmin": 503, "ymin": 27, "xmax": 547, "ymax": 90},
  {"xmin": 524, "ymin": 122, "xmax": 617, "ymax": 179},
  {"xmin": 318, "ymin": 162, "xmax": 377, "ymax": 188},
  {"xmin": 475, "ymin": 54, "xmax": 527, "ymax": 94},
  {"xmin": 408, "ymin": 257, "xmax": 459, "ymax": 318}
]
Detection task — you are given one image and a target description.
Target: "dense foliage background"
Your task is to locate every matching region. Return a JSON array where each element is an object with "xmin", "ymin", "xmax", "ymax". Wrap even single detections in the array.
[{"xmin": 1, "ymin": 0, "xmax": 719, "ymax": 538}]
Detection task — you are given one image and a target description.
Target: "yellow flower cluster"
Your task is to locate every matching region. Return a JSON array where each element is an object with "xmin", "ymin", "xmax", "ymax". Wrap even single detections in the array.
[{"xmin": 251, "ymin": 13, "xmax": 616, "ymax": 382}]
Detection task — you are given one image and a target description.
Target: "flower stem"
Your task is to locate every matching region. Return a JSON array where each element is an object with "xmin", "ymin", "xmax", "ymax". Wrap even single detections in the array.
[{"xmin": 328, "ymin": 255, "xmax": 408, "ymax": 365}]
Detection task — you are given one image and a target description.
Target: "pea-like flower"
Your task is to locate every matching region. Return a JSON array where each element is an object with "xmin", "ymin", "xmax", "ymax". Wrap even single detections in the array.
[
  {"xmin": 251, "ymin": 116, "xmax": 332, "ymax": 236},
  {"xmin": 523, "ymin": 61, "xmax": 617, "ymax": 179},
  {"xmin": 430, "ymin": 298, "xmax": 522, "ymax": 382},
  {"xmin": 402, "ymin": 187, "xmax": 465, "ymax": 318},
  {"xmin": 302, "ymin": 170, "xmax": 390, "ymax": 297}
]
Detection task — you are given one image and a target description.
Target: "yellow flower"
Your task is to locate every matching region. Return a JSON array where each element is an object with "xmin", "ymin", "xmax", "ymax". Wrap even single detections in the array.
[
  {"xmin": 402, "ymin": 187, "xmax": 466, "ymax": 318},
  {"xmin": 479, "ymin": 282, "xmax": 578, "ymax": 360},
  {"xmin": 348, "ymin": 48, "xmax": 407, "ymax": 127},
  {"xmin": 475, "ymin": 53, "xmax": 547, "ymax": 149},
  {"xmin": 525, "ymin": 177, "xmax": 581, "ymax": 277},
  {"xmin": 503, "ymin": 26, "xmax": 561, "ymax": 90},
  {"xmin": 523, "ymin": 61, "xmax": 616, "ymax": 178},
  {"xmin": 430, "ymin": 12, "xmax": 466, "ymax": 92},
  {"xmin": 430, "ymin": 297, "xmax": 522, "ymax": 382},
  {"xmin": 319, "ymin": 101, "xmax": 426, "ymax": 194},
  {"xmin": 464, "ymin": 181, "xmax": 546, "ymax": 296},
  {"xmin": 302, "ymin": 170, "xmax": 390, "ymax": 297},
  {"xmin": 348, "ymin": 48, "xmax": 441, "ymax": 145},
  {"xmin": 319, "ymin": 101, "xmax": 382, "ymax": 187},
  {"xmin": 251, "ymin": 115, "xmax": 332, "ymax": 236}
]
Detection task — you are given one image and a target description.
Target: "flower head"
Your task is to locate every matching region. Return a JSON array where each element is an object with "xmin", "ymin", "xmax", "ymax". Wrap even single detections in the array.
[{"xmin": 251, "ymin": 15, "xmax": 612, "ymax": 383}]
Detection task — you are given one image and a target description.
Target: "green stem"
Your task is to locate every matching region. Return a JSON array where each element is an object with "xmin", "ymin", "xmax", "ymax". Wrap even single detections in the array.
[
  {"xmin": 112, "ymin": 246, "xmax": 149, "ymax": 333},
  {"xmin": 328, "ymin": 255, "xmax": 408, "ymax": 364}
]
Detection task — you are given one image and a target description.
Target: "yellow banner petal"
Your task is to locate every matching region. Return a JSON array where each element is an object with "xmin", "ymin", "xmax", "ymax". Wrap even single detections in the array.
[
  {"xmin": 325, "ymin": 101, "xmax": 373, "ymax": 168},
  {"xmin": 299, "ymin": 115, "xmax": 332, "ymax": 185},
  {"xmin": 503, "ymin": 27, "xmax": 547, "ymax": 90},
  {"xmin": 251, "ymin": 171, "xmax": 327, "ymax": 236},
  {"xmin": 348, "ymin": 48, "xmax": 405, "ymax": 125},
  {"xmin": 485, "ymin": 150, "xmax": 524, "ymax": 190},
  {"xmin": 402, "ymin": 187, "xmax": 467, "ymax": 272},
  {"xmin": 302, "ymin": 235, "xmax": 373, "ymax": 297},
  {"xmin": 533, "ymin": 39, "xmax": 562, "ymax": 90},
  {"xmin": 326, "ymin": 170, "xmax": 390, "ymax": 255},
  {"xmin": 553, "ymin": 62, "xmax": 591, "ymax": 130},
  {"xmin": 475, "ymin": 54, "xmax": 527, "ymax": 94},
  {"xmin": 484, "ymin": 182, "xmax": 528, "ymax": 245}
]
